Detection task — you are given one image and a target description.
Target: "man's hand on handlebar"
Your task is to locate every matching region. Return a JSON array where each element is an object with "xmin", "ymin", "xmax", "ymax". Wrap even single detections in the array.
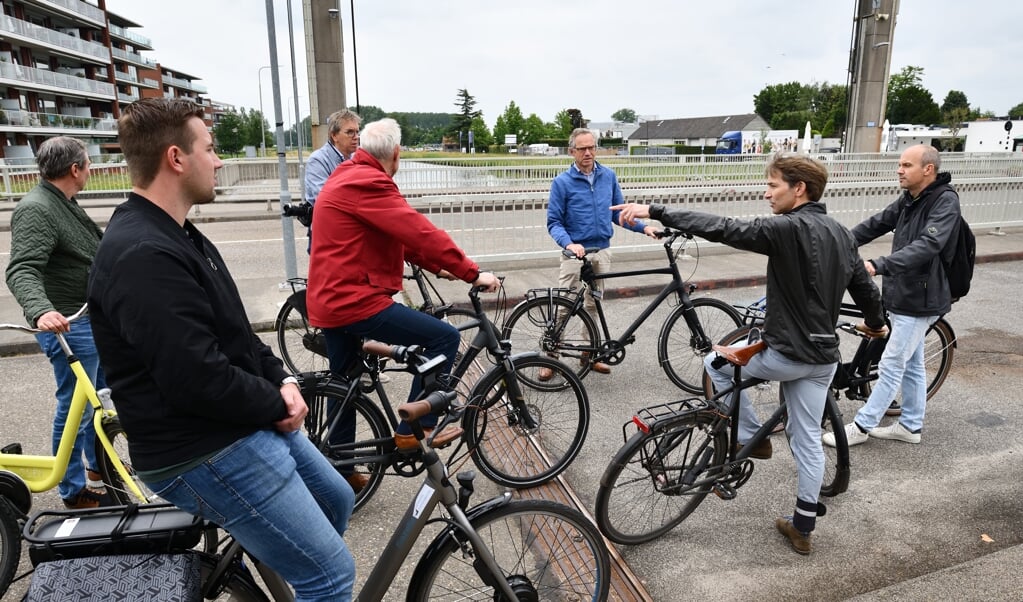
[
  {"xmin": 474, "ymin": 271, "xmax": 501, "ymax": 292},
  {"xmin": 35, "ymin": 310, "xmax": 71, "ymax": 333},
  {"xmin": 856, "ymin": 322, "xmax": 889, "ymax": 339},
  {"xmin": 610, "ymin": 202, "xmax": 650, "ymax": 227},
  {"xmin": 565, "ymin": 243, "xmax": 586, "ymax": 258},
  {"xmin": 642, "ymin": 225, "xmax": 660, "ymax": 239}
]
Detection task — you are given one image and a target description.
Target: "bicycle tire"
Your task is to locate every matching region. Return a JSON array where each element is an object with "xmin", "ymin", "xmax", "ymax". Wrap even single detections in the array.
[
  {"xmin": 595, "ymin": 410, "xmax": 726, "ymax": 545},
  {"xmin": 275, "ymin": 295, "xmax": 329, "ymax": 374},
  {"xmin": 303, "ymin": 378, "xmax": 390, "ymax": 512},
  {"xmin": 463, "ymin": 355, "xmax": 589, "ymax": 488},
  {"xmin": 95, "ymin": 415, "xmax": 156, "ymax": 505},
  {"xmin": 501, "ymin": 294, "xmax": 598, "ymax": 380},
  {"xmin": 407, "ymin": 499, "xmax": 610, "ymax": 601},
  {"xmin": 198, "ymin": 553, "xmax": 271, "ymax": 601},
  {"xmin": 0, "ymin": 497, "xmax": 19, "ymax": 600},
  {"xmin": 434, "ymin": 306, "xmax": 481, "ymax": 394},
  {"xmin": 658, "ymin": 296, "xmax": 743, "ymax": 393}
]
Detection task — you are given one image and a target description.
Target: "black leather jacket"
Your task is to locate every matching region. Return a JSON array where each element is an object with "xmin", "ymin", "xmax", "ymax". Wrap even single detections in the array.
[
  {"xmin": 852, "ymin": 172, "xmax": 959, "ymax": 317},
  {"xmin": 650, "ymin": 202, "xmax": 883, "ymax": 365}
]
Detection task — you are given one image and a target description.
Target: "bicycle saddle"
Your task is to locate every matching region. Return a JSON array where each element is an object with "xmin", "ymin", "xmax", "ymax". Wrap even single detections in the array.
[{"xmin": 711, "ymin": 340, "xmax": 767, "ymax": 367}]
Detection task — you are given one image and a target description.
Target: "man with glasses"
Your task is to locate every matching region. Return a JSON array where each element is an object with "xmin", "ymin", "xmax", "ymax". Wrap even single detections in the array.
[
  {"xmin": 543, "ymin": 128, "xmax": 657, "ymax": 378},
  {"xmin": 303, "ymin": 109, "xmax": 361, "ymax": 249}
]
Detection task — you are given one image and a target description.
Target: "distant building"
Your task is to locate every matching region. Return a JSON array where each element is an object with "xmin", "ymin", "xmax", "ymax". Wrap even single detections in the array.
[
  {"xmin": 0, "ymin": 2, "xmax": 209, "ymax": 161},
  {"xmin": 627, "ymin": 113, "xmax": 770, "ymax": 153}
]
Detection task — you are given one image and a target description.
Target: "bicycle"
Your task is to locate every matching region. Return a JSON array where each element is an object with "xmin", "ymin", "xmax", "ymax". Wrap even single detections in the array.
[
  {"xmin": 501, "ymin": 228, "xmax": 743, "ymax": 393},
  {"xmin": 0, "ymin": 306, "xmax": 151, "ymax": 597},
  {"xmin": 713, "ymin": 300, "xmax": 956, "ymax": 422},
  {"xmin": 21, "ymin": 350, "xmax": 611, "ymax": 601},
  {"xmin": 302, "ymin": 287, "xmax": 590, "ymax": 511},
  {"xmin": 594, "ymin": 327, "xmax": 852, "ymax": 545},
  {"xmin": 275, "ymin": 263, "xmax": 479, "ymax": 375}
]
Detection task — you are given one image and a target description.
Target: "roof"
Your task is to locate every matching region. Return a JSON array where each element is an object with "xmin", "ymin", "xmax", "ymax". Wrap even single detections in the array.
[{"xmin": 630, "ymin": 113, "xmax": 769, "ymax": 140}]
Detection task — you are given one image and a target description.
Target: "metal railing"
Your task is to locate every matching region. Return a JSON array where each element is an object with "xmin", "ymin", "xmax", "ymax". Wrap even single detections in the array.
[
  {"xmin": 0, "ymin": 14, "xmax": 110, "ymax": 61},
  {"xmin": 0, "ymin": 109, "xmax": 117, "ymax": 134},
  {"xmin": 0, "ymin": 61, "xmax": 116, "ymax": 98}
]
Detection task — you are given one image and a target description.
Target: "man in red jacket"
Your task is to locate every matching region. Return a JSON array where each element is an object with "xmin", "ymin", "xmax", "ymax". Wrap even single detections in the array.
[{"xmin": 307, "ymin": 118, "xmax": 500, "ymax": 455}]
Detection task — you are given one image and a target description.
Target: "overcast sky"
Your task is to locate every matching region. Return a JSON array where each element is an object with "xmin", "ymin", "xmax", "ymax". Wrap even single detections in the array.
[{"xmin": 103, "ymin": 1, "xmax": 1023, "ymax": 128}]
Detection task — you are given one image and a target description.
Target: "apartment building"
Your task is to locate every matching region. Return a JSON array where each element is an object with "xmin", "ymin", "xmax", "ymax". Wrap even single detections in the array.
[{"xmin": 0, "ymin": 0, "xmax": 209, "ymax": 162}]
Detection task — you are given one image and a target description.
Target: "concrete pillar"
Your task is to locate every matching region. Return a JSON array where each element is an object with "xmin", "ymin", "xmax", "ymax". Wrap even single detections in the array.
[
  {"xmin": 302, "ymin": 0, "xmax": 346, "ymax": 148},
  {"xmin": 845, "ymin": 0, "xmax": 899, "ymax": 153}
]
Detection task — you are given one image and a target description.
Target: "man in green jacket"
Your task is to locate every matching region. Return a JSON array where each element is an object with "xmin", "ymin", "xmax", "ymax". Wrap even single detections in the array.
[{"xmin": 5, "ymin": 136, "xmax": 109, "ymax": 509}]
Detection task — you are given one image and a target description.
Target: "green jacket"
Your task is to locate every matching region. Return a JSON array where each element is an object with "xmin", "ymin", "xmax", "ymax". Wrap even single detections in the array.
[{"xmin": 5, "ymin": 180, "xmax": 102, "ymax": 325}]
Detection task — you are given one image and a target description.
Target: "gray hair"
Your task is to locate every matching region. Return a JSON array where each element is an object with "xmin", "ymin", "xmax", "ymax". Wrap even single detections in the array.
[
  {"xmin": 359, "ymin": 118, "xmax": 401, "ymax": 161},
  {"xmin": 36, "ymin": 137, "xmax": 88, "ymax": 180},
  {"xmin": 568, "ymin": 128, "xmax": 593, "ymax": 149},
  {"xmin": 920, "ymin": 145, "xmax": 941, "ymax": 171},
  {"xmin": 327, "ymin": 109, "xmax": 361, "ymax": 135}
]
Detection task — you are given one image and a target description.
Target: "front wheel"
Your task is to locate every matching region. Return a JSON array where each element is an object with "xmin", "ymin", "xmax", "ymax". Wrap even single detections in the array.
[
  {"xmin": 595, "ymin": 411, "xmax": 726, "ymax": 545},
  {"xmin": 463, "ymin": 355, "xmax": 589, "ymax": 488},
  {"xmin": 659, "ymin": 297, "xmax": 743, "ymax": 393},
  {"xmin": 501, "ymin": 294, "xmax": 598, "ymax": 380},
  {"xmin": 0, "ymin": 497, "xmax": 20, "ymax": 599},
  {"xmin": 407, "ymin": 499, "xmax": 610, "ymax": 601}
]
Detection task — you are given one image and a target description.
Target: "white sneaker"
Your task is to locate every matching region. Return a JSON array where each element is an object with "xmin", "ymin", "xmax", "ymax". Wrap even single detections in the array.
[
  {"xmin": 869, "ymin": 421, "xmax": 921, "ymax": 444},
  {"xmin": 823, "ymin": 422, "xmax": 869, "ymax": 448}
]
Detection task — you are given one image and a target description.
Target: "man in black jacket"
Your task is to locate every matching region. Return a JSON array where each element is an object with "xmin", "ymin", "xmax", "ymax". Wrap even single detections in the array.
[
  {"xmin": 88, "ymin": 98, "xmax": 355, "ymax": 599},
  {"xmin": 824, "ymin": 145, "xmax": 960, "ymax": 449},
  {"xmin": 614, "ymin": 153, "xmax": 885, "ymax": 555}
]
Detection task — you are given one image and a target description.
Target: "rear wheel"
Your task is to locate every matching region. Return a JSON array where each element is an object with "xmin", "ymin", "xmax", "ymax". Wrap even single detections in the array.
[
  {"xmin": 0, "ymin": 496, "xmax": 20, "ymax": 599},
  {"xmin": 595, "ymin": 411, "xmax": 725, "ymax": 545},
  {"xmin": 501, "ymin": 295, "xmax": 598, "ymax": 380},
  {"xmin": 275, "ymin": 293, "xmax": 328, "ymax": 374},
  {"xmin": 659, "ymin": 297, "xmax": 743, "ymax": 393}
]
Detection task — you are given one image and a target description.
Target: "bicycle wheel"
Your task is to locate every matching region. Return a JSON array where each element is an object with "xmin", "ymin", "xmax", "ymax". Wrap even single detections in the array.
[
  {"xmin": 95, "ymin": 415, "xmax": 156, "ymax": 505},
  {"xmin": 659, "ymin": 297, "xmax": 743, "ymax": 393},
  {"xmin": 0, "ymin": 497, "xmax": 20, "ymax": 599},
  {"xmin": 595, "ymin": 410, "xmax": 726, "ymax": 545},
  {"xmin": 275, "ymin": 295, "xmax": 329, "ymax": 374},
  {"xmin": 407, "ymin": 499, "xmax": 610, "ymax": 601},
  {"xmin": 434, "ymin": 306, "xmax": 481, "ymax": 391},
  {"xmin": 198, "ymin": 553, "xmax": 270, "ymax": 601},
  {"xmin": 501, "ymin": 295, "xmax": 598, "ymax": 380},
  {"xmin": 303, "ymin": 378, "xmax": 390, "ymax": 512},
  {"xmin": 463, "ymin": 355, "xmax": 589, "ymax": 488}
]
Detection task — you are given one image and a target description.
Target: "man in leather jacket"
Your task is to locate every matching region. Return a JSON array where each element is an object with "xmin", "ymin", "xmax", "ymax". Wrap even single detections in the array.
[{"xmin": 614, "ymin": 153, "xmax": 885, "ymax": 554}]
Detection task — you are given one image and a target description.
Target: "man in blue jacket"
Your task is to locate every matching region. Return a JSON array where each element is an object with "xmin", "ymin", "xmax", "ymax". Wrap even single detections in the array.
[
  {"xmin": 545, "ymin": 128, "xmax": 657, "ymax": 378},
  {"xmin": 824, "ymin": 144, "xmax": 960, "ymax": 448}
]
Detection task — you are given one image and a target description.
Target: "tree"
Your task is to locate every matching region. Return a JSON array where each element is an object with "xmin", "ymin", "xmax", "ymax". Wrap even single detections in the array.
[
  {"xmin": 886, "ymin": 66, "xmax": 941, "ymax": 125},
  {"xmin": 213, "ymin": 110, "xmax": 245, "ymax": 154},
  {"xmin": 753, "ymin": 81, "xmax": 847, "ymax": 137},
  {"xmin": 448, "ymin": 89, "xmax": 482, "ymax": 150},
  {"xmin": 941, "ymin": 90, "xmax": 969, "ymax": 115},
  {"xmin": 492, "ymin": 101, "xmax": 524, "ymax": 144},
  {"xmin": 1009, "ymin": 102, "xmax": 1023, "ymax": 120},
  {"xmin": 611, "ymin": 108, "xmax": 637, "ymax": 123},
  {"xmin": 240, "ymin": 108, "xmax": 269, "ymax": 149},
  {"xmin": 354, "ymin": 104, "xmax": 386, "ymax": 122},
  {"xmin": 468, "ymin": 115, "xmax": 493, "ymax": 151},
  {"xmin": 566, "ymin": 108, "xmax": 585, "ymax": 130},
  {"xmin": 551, "ymin": 109, "xmax": 574, "ymax": 138},
  {"xmin": 520, "ymin": 113, "xmax": 547, "ymax": 144}
]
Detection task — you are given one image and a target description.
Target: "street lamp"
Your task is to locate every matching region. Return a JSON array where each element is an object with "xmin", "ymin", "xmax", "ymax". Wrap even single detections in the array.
[{"xmin": 257, "ymin": 64, "xmax": 284, "ymax": 158}]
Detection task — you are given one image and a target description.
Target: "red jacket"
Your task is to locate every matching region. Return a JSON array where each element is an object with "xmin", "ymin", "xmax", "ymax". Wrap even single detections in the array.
[{"xmin": 307, "ymin": 148, "xmax": 480, "ymax": 328}]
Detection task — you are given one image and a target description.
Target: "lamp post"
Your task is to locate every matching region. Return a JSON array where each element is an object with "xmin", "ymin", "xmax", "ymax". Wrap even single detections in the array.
[{"xmin": 256, "ymin": 65, "xmax": 278, "ymax": 158}]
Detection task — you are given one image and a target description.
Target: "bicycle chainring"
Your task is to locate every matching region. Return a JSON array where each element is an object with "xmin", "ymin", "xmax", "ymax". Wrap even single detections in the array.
[{"xmin": 598, "ymin": 340, "xmax": 627, "ymax": 365}]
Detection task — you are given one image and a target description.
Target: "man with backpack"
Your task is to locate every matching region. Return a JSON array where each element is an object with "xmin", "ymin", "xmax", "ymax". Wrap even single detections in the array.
[{"xmin": 824, "ymin": 144, "xmax": 962, "ymax": 449}]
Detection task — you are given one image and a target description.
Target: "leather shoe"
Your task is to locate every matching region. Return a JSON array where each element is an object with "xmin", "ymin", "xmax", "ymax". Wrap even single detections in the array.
[
  {"xmin": 736, "ymin": 438, "xmax": 773, "ymax": 460},
  {"xmin": 537, "ymin": 366, "xmax": 554, "ymax": 382},
  {"xmin": 394, "ymin": 425, "xmax": 464, "ymax": 451},
  {"xmin": 580, "ymin": 353, "xmax": 611, "ymax": 374},
  {"xmin": 345, "ymin": 472, "xmax": 369, "ymax": 494},
  {"xmin": 775, "ymin": 517, "xmax": 812, "ymax": 555}
]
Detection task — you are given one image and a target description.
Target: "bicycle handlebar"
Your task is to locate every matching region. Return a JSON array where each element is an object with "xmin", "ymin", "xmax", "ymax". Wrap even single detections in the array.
[
  {"xmin": 397, "ymin": 389, "xmax": 458, "ymax": 422},
  {"xmin": 0, "ymin": 303, "xmax": 89, "ymax": 334}
]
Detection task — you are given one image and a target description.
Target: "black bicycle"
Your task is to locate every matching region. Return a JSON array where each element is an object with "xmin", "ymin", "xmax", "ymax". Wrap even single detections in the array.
[
  {"xmin": 301, "ymin": 283, "xmax": 590, "ymax": 512},
  {"xmin": 595, "ymin": 327, "xmax": 852, "ymax": 545},
  {"xmin": 501, "ymin": 228, "xmax": 743, "ymax": 393}
]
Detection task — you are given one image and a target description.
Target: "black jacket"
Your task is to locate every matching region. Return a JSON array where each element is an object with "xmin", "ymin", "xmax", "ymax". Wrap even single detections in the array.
[
  {"xmin": 88, "ymin": 194, "xmax": 290, "ymax": 471},
  {"xmin": 650, "ymin": 202, "xmax": 884, "ymax": 365},
  {"xmin": 851, "ymin": 172, "xmax": 959, "ymax": 317}
]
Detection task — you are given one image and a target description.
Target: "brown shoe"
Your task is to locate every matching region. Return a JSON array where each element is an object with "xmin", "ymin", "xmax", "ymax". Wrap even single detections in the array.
[
  {"xmin": 63, "ymin": 487, "xmax": 110, "ymax": 510},
  {"xmin": 736, "ymin": 438, "xmax": 773, "ymax": 460},
  {"xmin": 885, "ymin": 401, "xmax": 902, "ymax": 416},
  {"xmin": 580, "ymin": 353, "xmax": 611, "ymax": 374},
  {"xmin": 775, "ymin": 517, "xmax": 812, "ymax": 555},
  {"xmin": 345, "ymin": 472, "xmax": 369, "ymax": 494},
  {"xmin": 537, "ymin": 366, "xmax": 554, "ymax": 382},
  {"xmin": 394, "ymin": 426, "xmax": 464, "ymax": 451}
]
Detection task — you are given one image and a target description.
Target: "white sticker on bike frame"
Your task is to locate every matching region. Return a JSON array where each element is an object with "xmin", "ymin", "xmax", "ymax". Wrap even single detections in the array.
[
  {"xmin": 54, "ymin": 517, "xmax": 80, "ymax": 538},
  {"xmin": 413, "ymin": 484, "xmax": 435, "ymax": 518}
]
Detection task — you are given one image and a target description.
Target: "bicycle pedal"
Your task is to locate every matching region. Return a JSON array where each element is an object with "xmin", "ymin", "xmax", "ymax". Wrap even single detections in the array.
[
  {"xmin": 1, "ymin": 442, "xmax": 22, "ymax": 454},
  {"xmin": 712, "ymin": 482, "xmax": 737, "ymax": 500}
]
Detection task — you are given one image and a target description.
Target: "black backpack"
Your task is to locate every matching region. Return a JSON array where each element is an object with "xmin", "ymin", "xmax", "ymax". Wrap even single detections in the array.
[{"xmin": 942, "ymin": 215, "xmax": 976, "ymax": 302}]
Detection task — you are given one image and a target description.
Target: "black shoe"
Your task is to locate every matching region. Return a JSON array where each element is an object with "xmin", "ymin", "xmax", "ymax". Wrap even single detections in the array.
[{"xmin": 885, "ymin": 401, "xmax": 902, "ymax": 416}]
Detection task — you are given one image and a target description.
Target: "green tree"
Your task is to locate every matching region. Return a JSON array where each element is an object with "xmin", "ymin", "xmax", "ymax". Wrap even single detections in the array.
[
  {"xmin": 448, "ymin": 89, "xmax": 482, "ymax": 150},
  {"xmin": 213, "ymin": 110, "xmax": 245, "ymax": 154},
  {"xmin": 551, "ymin": 109, "xmax": 574, "ymax": 138},
  {"xmin": 886, "ymin": 66, "xmax": 941, "ymax": 125},
  {"xmin": 611, "ymin": 108, "xmax": 637, "ymax": 123},
  {"xmin": 469, "ymin": 115, "xmax": 493, "ymax": 151},
  {"xmin": 492, "ymin": 101, "xmax": 524, "ymax": 144},
  {"xmin": 1009, "ymin": 102, "xmax": 1023, "ymax": 119},
  {"xmin": 240, "ymin": 108, "xmax": 269, "ymax": 149},
  {"xmin": 354, "ymin": 104, "xmax": 386, "ymax": 122},
  {"xmin": 941, "ymin": 90, "xmax": 969, "ymax": 114},
  {"xmin": 520, "ymin": 113, "xmax": 547, "ymax": 144},
  {"xmin": 753, "ymin": 82, "xmax": 806, "ymax": 125},
  {"xmin": 753, "ymin": 81, "xmax": 846, "ymax": 137}
]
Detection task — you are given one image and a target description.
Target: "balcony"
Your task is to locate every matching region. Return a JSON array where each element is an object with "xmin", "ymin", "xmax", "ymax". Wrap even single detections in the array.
[
  {"xmin": 0, "ymin": 107, "xmax": 117, "ymax": 136},
  {"xmin": 0, "ymin": 61, "xmax": 116, "ymax": 100},
  {"xmin": 162, "ymin": 74, "xmax": 207, "ymax": 94},
  {"xmin": 0, "ymin": 14, "xmax": 109, "ymax": 63},
  {"xmin": 29, "ymin": 0, "xmax": 105, "ymax": 27},
  {"xmin": 107, "ymin": 23, "xmax": 153, "ymax": 50},
  {"xmin": 111, "ymin": 47, "xmax": 156, "ymax": 69}
]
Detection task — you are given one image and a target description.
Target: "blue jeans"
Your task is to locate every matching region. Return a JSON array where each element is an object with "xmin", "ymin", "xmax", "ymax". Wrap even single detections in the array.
[
  {"xmin": 705, "ymin": 348, "xmax": 837, "ymax": 509},
  {"xmin": 146, "ymin": 429, "xmax": 356, "ymax": 602},
  {"xmin": 855, "ymin": 312, "xmax": 939, "ymax": 432},
  {"xmin": 36, "ymin": 316, "xmax": 107, "ymax": 500},
  {"xmin": 323, "ymin": 302, "xmax": 459, "ymax": 435}
]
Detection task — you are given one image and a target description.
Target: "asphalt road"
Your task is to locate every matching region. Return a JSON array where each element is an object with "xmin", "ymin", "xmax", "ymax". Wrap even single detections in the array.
[{"xmin": 1, "ymin": 227, "xmax": 1022, "ymax": 600}]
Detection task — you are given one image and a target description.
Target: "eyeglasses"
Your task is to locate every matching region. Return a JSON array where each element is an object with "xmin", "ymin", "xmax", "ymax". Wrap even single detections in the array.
[
  {"xmin": 572, "ymin": 145, "xmax": 596, "ymax": 154},
  {"xmin": 341, "ymin": 129, "xmax": 360, "ymax": 137}
]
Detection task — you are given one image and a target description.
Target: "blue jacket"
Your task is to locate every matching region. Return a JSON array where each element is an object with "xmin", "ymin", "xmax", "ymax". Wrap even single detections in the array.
[
  {"xmin": 547, "ymin": 162, "xmax": 646, "ymax": 249},
  {"xmin": 304, "ymin": 141, "xmax": 346, "ymax": 204}
]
